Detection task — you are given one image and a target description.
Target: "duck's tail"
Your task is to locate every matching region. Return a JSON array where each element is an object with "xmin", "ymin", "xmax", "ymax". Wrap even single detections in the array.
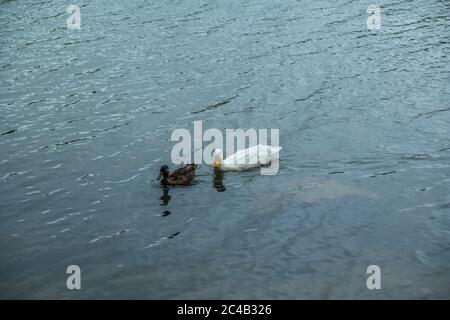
[
  {"xmin": 271, "ymin": 146, "xmax": 282, "ymax": 153},
  {"xmin": 265, "ymin": 146, "xmax": 282, "ymax": 156}
]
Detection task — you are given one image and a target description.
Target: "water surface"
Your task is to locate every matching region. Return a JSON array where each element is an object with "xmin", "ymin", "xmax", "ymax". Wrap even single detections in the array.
[{"xmin": 0, "ymin": 0, "xmax": 449, "ymax": 298}]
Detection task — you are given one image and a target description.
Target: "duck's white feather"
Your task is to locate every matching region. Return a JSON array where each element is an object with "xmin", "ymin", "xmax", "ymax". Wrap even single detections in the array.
[{"xmin": 220, "ymin": 144, "xmax": 281, "ymax": 171}]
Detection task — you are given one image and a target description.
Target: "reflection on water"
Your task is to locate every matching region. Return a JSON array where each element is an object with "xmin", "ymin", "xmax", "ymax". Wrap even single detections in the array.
[
  {"xmin": 161, "ymin": 210, "xmax": 171, "ymax": 217},
  {"xmin": 213, "ymin": 169, "xmax": 226, "ymax": 192},
  {"xmin": 160, "ymin": 187, "xmax": 171, "ymax": 216},
  {"xmin": 160, "ymin": 188, "xmax": 171, "ymax": 206}
]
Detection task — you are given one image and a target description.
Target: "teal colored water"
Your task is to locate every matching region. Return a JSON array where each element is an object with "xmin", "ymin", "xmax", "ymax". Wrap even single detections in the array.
[{"xmin": 0, "ymin": 0, "xmax": 449, "ymax": 298}]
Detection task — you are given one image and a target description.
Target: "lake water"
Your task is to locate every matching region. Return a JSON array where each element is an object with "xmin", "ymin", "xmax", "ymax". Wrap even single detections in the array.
[{"xmin": 0, "ymin": 0, "xmax": 449, "ymax": 299}]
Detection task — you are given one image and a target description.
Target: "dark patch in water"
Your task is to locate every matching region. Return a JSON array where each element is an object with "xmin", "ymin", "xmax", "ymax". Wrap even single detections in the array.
[
  {"xmin": 401, "ymin": 154, "xmax": 430, "ymax": 160},
  {"xmin": 328, "ymin": 171, "xmax": 345, "ymax": 175},
  {"xmin": 414, "ymin": 107, "xmax": 450, "ymax": 118},
  {"xmin": 112, "ymin": 230, "xmax": 126, "ymax": 237},
  {"xmin": 370, "ymin": 170, "xmax": 397, "ymax": 178},
  {"xmin": 56, "ymin": 137, "xmax": 92, "ymax": 146},
  {"xmin": 161, "ymin": 210, "xmax": 171, "ymax": 217},
  {"xmin": 168, "ymin": 231, "xmax": 180, "ymax": 239},
  {"xmin": 1, "ymin": 129, "xmax": 16, "ymax": 135},
  {"xmin": 439, "ymin": 203, "xmax": 450, "ymax": 209},
  {"xmin": 190, "ymin": 94, "xmax": 237, "ymax": 114}
]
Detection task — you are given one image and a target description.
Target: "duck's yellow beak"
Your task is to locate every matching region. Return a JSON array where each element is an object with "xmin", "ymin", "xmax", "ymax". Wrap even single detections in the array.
[{"xmin": 213, "ymin": 159, "xmax": 220, "ymax": 168}]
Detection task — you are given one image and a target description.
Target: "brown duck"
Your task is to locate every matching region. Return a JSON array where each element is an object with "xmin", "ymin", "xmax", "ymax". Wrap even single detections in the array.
[{"xmin": 158, "ymin": 164, "xmax": 197, "ymax": 186}]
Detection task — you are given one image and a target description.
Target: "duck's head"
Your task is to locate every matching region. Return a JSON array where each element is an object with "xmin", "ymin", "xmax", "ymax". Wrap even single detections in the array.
[
  {"xmin": 158, "ymin": 165, "xmax": 170, "ymax": 180},
  {"xmin": 213, "ymin": 149, "xmax": 223, "ymax": 168}
]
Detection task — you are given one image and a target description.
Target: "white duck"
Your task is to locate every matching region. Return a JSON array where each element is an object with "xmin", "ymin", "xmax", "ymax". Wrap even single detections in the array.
[{"xmin": 213, "ymin": 144, "xmax": 282, "ymax": 171}]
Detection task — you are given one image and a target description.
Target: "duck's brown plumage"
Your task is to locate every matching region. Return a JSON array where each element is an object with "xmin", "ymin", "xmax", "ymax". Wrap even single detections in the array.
[{"xmin": 159, "ymin": 164, "xmax": 197, "ymax": 186}]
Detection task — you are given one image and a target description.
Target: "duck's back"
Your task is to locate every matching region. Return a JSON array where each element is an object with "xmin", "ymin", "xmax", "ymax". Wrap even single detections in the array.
[
  {"xmin": 166, "ymin": 164, "xmax": 197, "ymax": 186},
  {"xmin": 258, "ymin": 145, "xmax": 282, "ymax": 165},
  {"xmin": 170, "ymin": 164, "xmax": 196, "ymax": 177},
  {"xmin": 222, "ymin": 145, "xmax": 281, "ymax": 170}
]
